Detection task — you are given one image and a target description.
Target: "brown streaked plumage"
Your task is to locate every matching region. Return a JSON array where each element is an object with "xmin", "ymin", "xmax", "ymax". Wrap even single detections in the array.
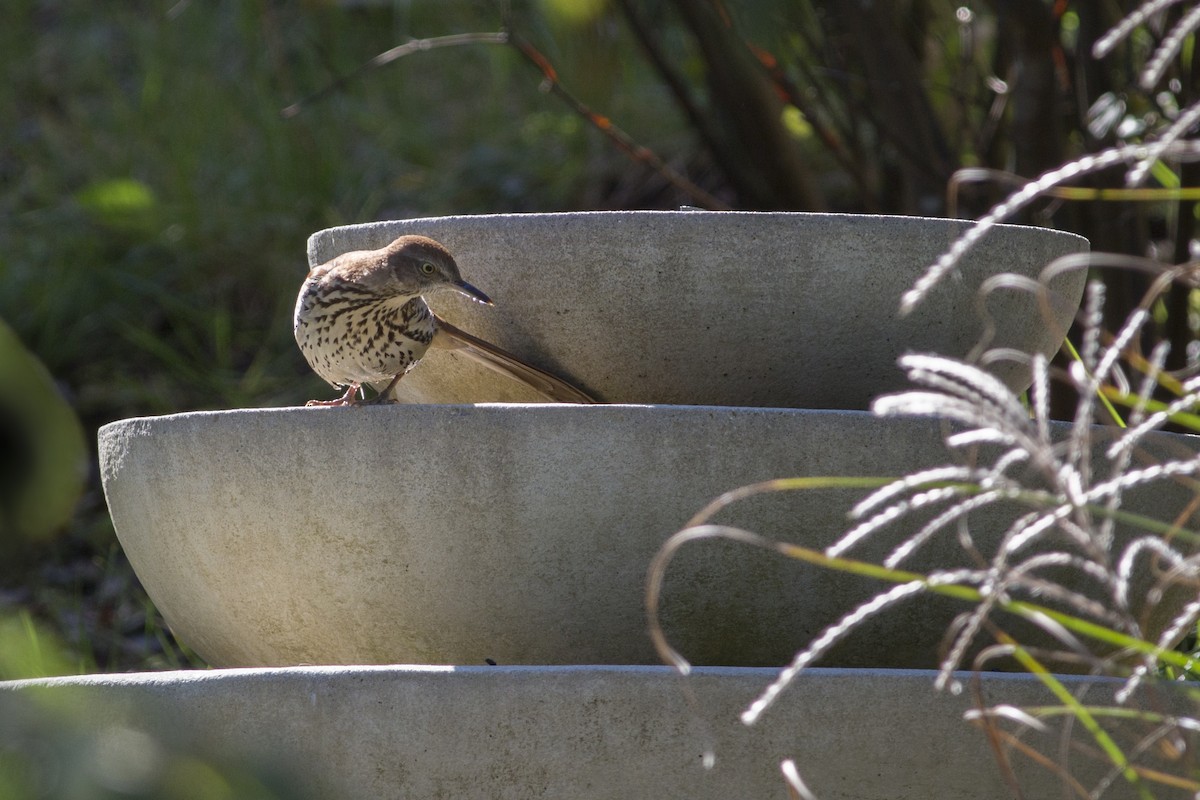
[{"xmin": 294, "ymin": 235, "xmax": 595, "ymax": 406}]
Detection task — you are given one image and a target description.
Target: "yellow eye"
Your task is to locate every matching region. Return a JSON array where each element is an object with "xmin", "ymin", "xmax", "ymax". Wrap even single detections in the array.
[{"xmin": 420, "ymin": 262, "xmax": 436, "ymax": 275}]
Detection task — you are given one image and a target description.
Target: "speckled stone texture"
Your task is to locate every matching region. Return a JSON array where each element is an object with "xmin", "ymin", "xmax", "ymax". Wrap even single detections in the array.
[
  {"xmin": 99, "ymin": 406, "xmax": 1198, "ymax": 669},
  {"xmin": 307, "ymin": 212, "xmax": 1088, "ymax": 408},
  {"xmin": 4, "ymin": 666, "xmax": 1186, "ymax": 800}
]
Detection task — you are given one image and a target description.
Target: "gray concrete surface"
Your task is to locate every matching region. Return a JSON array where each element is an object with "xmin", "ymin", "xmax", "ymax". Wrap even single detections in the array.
[
  {"xmin": 306, "ymin": 212, "xmax": 1088, "ymax": 409},
  {"xmin": 99, "ymin": 406, "xmax": 1199, "ymax": 669},
  {"xmin": 2, "ymin": 666, "xmax": 1183, "ymax": 799}
]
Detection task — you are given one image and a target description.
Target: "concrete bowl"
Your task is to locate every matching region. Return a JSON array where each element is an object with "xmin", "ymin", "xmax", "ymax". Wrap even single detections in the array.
[
  {"xmin": 306, "ymin": 212, "xmax": 1088, "ymax": 409},
  {"xmin": 99, "ymin": 405, "xmax": 1200, "ymax": 669},
  {"xmin": 5, "ymin": 666, "xmax": 1189, "ymax": 800}
]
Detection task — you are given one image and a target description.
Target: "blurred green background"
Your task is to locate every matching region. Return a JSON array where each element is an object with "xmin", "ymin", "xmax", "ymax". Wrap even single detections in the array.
[{"xmin": 2, "ymin": 0, "xmax": 1195, "ymax": 675}]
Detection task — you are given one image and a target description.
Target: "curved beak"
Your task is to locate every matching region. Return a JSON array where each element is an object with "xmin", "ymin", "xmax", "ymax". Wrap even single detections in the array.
[{"xmin": 455, "ymin": 280, "xmax": 493, "ymax": 306}]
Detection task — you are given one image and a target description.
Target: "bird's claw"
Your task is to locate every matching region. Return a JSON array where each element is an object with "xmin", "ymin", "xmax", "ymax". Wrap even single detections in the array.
[
  {"xmin": 304, "ymin": 398, "xmax": 357, "ymax": 407},
  {"xmin": 305, "ymin": 383, "xmax": 362, "ymax": 407}
]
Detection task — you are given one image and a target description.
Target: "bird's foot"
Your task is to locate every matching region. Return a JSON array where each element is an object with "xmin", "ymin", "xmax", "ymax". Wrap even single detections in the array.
[
  {"xmin": 305, "ymin": 397, "xmax": 356, "ymax": 407},
  {"xmin": 305, "ymin": 384, "xmax": 361, "ymax": 407}
]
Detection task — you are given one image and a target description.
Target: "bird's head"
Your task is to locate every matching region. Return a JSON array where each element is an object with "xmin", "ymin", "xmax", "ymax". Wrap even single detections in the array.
[{"xmin": 378, "ymin": 235, "xmax": 492, "ymax": 305}]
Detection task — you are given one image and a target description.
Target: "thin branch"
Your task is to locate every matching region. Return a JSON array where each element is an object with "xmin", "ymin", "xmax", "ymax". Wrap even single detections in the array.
[
  {"xmin": 281, "ymin": 32, "xmax": 509, "ymax": 119},
  {"xmin": 281, "ymin": 27, "xmax": 730, "ymax": 210},
  {"xmin": 612, "ymin": 0, "xmax": 731, "ymax": 176},
  {"xmin": 744, "ymin": 41, "xmax": 870, "ymax": 198},
  {"xmin": 505, "ymin": 30, "xmax": 732, "ymax": 210}
]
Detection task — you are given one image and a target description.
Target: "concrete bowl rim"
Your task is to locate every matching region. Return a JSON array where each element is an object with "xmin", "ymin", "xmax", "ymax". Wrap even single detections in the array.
[
  {"xmin": 308, "ymin": 209, "xmax": 1091, "ymax": 246},
  {"xmin": 0, "ymin": 663, "xmax": 1130, "ymax": 690},
  {"xmin": 97, "ymin": 403, "xmax": 883, "ymax": 431},
  {"xmin": 96, "ymin": 403, "xmax": 1200, "ymax": 443}
]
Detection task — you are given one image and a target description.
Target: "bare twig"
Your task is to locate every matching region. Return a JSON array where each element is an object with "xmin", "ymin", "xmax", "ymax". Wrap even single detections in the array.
[
  {"xmin": 504, "ymin": 30, "xmax": 732, "ymax": 210},
  {"xmin": 612, "ymin": 0, "xmax": 731, "ymax": 176},
  {"xmin": 281, "ymin": 32, "xmax": 509, "ymax": 119},
  {"xmin": 281, "ymin": 26, "xmax": 730, "ymax": 210}
]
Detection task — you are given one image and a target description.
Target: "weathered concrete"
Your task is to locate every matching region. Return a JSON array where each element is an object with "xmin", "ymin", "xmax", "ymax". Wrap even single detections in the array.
[
  {"xmin": 307, "ymin": 212, "xmax": 1088, "ymax": 409},
  {"xmin": 98, "ymin": 406, "xmax": 1199, "ymax": 669},
  {"xmin": 2, "ymin": 666, "xmax": 1184, "ymax": 799}
]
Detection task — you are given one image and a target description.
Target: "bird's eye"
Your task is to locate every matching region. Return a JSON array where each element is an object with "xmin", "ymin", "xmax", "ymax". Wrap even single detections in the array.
[{"xmin": 420, "ymin": 262, "xmax": 436, "ymax": 275}]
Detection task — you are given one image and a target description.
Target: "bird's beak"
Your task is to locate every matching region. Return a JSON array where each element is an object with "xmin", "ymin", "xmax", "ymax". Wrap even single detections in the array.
[{"xmin": 455, "ymin": 280, "xmax": 493, "ymax": 306}]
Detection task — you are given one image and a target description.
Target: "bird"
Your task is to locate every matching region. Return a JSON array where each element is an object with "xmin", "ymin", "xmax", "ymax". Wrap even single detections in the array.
[{"xmin": 294, "ymin": 234, "xmax": 595, "ymax": 406}]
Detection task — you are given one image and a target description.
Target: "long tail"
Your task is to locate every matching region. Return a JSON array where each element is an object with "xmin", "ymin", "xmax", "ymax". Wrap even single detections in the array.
[{"xmin": 431, "ymin": 316, "xmax": 598, "ymax": 404}]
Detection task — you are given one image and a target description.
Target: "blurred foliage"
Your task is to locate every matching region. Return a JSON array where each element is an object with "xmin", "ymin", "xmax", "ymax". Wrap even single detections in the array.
[
  {"xmin": 0, "ymin": 610, "xmax": 78, "ymax": 681},
  {"xmin": 0, "ymin": 316, "xmax": 86, "ymax": 556},
  {"xmin": 0, "ymin": 613, "xmax": 283, "ymax": 798},
  {"xmin": 0, "ymin": 688, "xmax": 314, "ymax": 800}
]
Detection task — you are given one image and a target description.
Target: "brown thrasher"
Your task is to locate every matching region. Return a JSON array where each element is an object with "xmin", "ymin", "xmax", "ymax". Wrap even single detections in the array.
[{"xmin": 294, "ymin": 235, "xmax": 595, "ymax": 406}]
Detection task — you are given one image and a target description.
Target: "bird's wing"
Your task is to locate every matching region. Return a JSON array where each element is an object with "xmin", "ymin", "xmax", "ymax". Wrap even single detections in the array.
[{"xmin": 431, "ymin": 316, "xmax": 597, "ymax": 404}]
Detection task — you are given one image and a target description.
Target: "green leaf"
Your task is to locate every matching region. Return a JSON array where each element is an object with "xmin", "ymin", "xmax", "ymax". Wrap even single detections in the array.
[
  {"xmin": 539, "ymin": 0, "xmax": 608, "ymax": 25},
  {"xmin": 0, "ymin": 316, "xmax": 87, "ymax": 546},
  {"xmin": 74, "ymin": 177, "xmax": 158, "ymax": 234},
  {"xmin": 781, "ymin": 105, "xmax": 813, "ymax": 140},
  {"xmin": 0, "ymin": 610, "xmax": 76, "ymax": 680}
]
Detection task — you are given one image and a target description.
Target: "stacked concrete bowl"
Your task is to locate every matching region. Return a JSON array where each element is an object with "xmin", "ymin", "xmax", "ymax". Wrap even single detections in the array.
[{"xmin": 23, "ymin": 213, "xmax": 1196, "ymax": 797}]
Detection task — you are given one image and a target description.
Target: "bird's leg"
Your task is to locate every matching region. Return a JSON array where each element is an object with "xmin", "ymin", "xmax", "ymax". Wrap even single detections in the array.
[
  {"xmin": 364, "ymin": 372, "xmax": 406, "ymax": 405},
  {"xmin": 305, "ymin": 383, "xmax": 362, "ymax": 407}
]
